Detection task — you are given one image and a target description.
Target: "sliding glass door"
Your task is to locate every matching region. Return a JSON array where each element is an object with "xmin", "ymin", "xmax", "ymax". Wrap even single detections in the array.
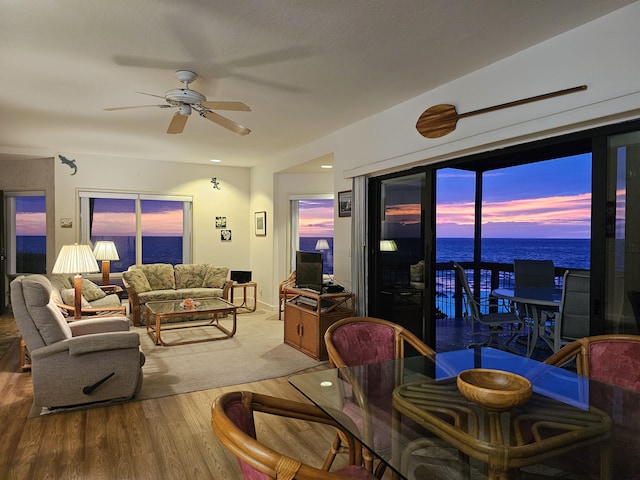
[
  {"xmin": 602, "ymin": 130, "xmax": 640, "ymax": 333},
  {"xmin": 368, "ymin": 171, "xmax": 435, "ymax": 343}
]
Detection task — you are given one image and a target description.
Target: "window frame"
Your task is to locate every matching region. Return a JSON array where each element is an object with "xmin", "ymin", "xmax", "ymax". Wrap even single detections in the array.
[
  {"xmin": 4, "ymin": 190, "xmax": 47, "ymax": 275},
  {"xmin": 79, "ymin": 190, "xmax": 193, "ymax": 267}
]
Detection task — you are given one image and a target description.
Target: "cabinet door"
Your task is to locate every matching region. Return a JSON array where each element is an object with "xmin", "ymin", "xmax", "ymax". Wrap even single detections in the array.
[
  {"xmin": 299, "ymin": 309, "xmax": 320, "ymax": 358},
  {"xmin": 283, "ymin": 304, "xmax": 302, "ymax": 348}
]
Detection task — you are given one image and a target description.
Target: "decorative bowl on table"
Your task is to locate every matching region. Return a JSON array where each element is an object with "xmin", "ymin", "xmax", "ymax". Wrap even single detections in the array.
[{"xmin": 456, "ymin": 368, "xmax": 532, "ymax": 411}]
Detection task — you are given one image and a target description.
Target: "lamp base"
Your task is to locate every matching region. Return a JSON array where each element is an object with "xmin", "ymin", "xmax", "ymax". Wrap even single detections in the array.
[
  {"xmin": 101, "ymin": 260, "xmax": 111, "ymax": 286},
  {"xmin": 73, "ymin": 274, "xmax": 83, "ymax": 319}
]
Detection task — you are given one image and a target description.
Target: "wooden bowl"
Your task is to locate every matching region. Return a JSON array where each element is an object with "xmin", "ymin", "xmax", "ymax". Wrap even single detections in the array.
[{"xmin": 457, "ymin": 368, "xmax": 532, "ymax": 411}]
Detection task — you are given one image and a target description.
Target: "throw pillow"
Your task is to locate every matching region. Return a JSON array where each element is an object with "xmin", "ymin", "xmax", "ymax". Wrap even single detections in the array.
[
  {"xmin": 140, "ymin": 263, "xmax": 176, "ymax": 290},
  {"xmin": 123, "ymin": 269, "xmax": 152, "ymax": 293},
  {"xmin": 61, "ymin": 288, "xmax": 91, "ymax": 308},
  {"xmin": 81, "ymin": 278, "xmax": 107, "ymax": 301},
  {"xmin": 175, "ymin": 264, "xmax": 208, "ymax": 289},
  {"xmin": 204, "ymin": 266, "xmax": 229, "ymax": 289}
]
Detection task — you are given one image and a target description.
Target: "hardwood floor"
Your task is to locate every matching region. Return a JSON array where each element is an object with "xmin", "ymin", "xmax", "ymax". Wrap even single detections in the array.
[{"xmin": 0, "ymin": 316, "xmax": 355, "ymax": 480}]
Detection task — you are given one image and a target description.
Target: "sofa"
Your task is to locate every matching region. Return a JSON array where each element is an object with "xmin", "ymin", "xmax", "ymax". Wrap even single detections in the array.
[
  {"xmin": 122, "ymin": 263, "xmax": 231, "ymax": 326},
  {"xmin": 10, "ymin": 274, "xmax": 144, "ymax": 409},
  {"xmin": 48, "ymin": 274, "xmax": 125, "ymax": 317}
]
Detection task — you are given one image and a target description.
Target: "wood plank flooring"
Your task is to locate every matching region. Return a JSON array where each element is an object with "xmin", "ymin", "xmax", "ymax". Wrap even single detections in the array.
[{"xmin": 0, "ymin": 314, "xmax": 361, "ymax": 480}]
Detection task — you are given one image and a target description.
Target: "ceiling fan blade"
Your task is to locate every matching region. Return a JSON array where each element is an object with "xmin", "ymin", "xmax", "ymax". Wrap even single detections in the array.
[
  {"xmin": 201, "ymin": 110, "xmax": 251, "ymax": 136},
  {"xmin": 200, "ymin": 101, "xmax": 251, "ymax": 112},
  {"xmin": 167, "ymin": 113, "xmax": 189, "ymax": 134},
  {"xmin": 136, "ymin": 91, "xmax": 167, "ymax": 100},
  {"xmin": 104, "ymin": 104, "xmax": 169, "ymax": 111}
]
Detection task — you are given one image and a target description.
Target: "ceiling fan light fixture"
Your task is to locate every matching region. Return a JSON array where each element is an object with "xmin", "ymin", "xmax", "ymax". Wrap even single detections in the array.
[{"xmin": 179, "ymin": 104, "xmax": 191, "ymax": 116}]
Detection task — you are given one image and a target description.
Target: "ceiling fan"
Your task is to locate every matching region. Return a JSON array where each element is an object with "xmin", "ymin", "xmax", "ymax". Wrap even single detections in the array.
[{"xmin": 105, "ymin": 70, "xmax": 251, "ymax": 135}]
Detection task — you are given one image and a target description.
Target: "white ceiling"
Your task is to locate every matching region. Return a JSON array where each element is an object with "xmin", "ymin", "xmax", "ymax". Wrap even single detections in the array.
[{"xmin": 0, "ymin": 0, "xmax": 634, "ymax": 169}]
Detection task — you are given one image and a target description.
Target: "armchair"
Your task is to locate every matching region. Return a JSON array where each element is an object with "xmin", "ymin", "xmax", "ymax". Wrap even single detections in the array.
[
  {"xmin": 278, "ymin": 270, "xmax": 296, "ymax": 320},
  {"xmin": 10, "ymin": 275, "xmax": 145, "ymax": 409}
]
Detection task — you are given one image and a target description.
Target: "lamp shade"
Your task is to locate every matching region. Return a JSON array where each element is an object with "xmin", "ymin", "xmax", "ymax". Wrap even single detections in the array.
[
  {"xmin": 52, "ymin": 244, "xmax": 100, "ymax": 274},
  {"xmin": 93, "ymin": 240, "xmax": 120, "ymax": 261},
  {"xmin": 315, "ymin": 239, "xmax": 330, "ymax": 250},
  {"xmin": 380, "ymin": 240, "xmax": 398, "ymax": 252}
]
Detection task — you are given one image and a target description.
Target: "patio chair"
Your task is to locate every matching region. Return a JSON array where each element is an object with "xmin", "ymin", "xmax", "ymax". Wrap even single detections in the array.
[
  {"xmin": 452, "ymin": 261, "xmax": 525, "ymax": 352},
  {"xmin": 540, "ymin": 270, "xmax": 590, "ymax": 353},
  {"xmin": 513, "ymin": 259, "xmax": 558, "ymax": 324},
  {"xmin": 210, "ymin": 390, "xmax": 376, "ymax": 480}
]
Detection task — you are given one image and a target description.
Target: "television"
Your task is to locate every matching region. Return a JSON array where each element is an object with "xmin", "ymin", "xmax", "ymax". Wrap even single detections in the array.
[{"xmin": 296, "ymin": 251, "xmax": 324, "ymax": 293}]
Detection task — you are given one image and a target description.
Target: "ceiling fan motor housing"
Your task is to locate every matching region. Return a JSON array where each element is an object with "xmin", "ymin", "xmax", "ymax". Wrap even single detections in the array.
[{"xmin": 165, "ymin": 88, "xmax": 206, "ymax": 106}]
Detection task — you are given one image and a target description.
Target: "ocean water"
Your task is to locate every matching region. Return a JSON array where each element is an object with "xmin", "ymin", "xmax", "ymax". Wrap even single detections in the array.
[{"xmin": 17, "ymin": 235, "xmax": 589, "ymax": 274}]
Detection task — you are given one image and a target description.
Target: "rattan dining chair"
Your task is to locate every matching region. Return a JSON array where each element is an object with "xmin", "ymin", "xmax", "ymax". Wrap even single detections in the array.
[
  {"xmin": 324, "ymin": 317, "xmax": 448, "ymax": 478},
  {"xmin": 211, "ymin": 390, "xmax": 376, "ymax": 480},
  {"xmin": 545, "ymin": 334, "xmax": 640, "ymax": 479},
  {"xmin": 279, "ymin": 270, "xmax": 297, "ymax": 320}
]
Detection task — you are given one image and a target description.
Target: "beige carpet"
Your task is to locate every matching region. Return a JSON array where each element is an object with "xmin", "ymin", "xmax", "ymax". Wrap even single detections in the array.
[{"xmin": 136, "ymin": 308, "xmax": 325, "ymax": 400}]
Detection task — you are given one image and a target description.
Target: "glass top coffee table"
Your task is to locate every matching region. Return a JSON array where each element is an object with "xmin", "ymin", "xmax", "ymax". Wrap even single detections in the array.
[{"xmin": 145, "ymin": 297, "xmax": 237, "ymax": 346}]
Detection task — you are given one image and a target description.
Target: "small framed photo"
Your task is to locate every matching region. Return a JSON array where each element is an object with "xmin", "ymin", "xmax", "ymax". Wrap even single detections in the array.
[
  {"xmin": 338, "ymin": 190, "xmax": 352, "ymax": 217},
  {"xmin": 215, "ymin": 216, "xmax": 227, "ymax": 228},
  {"xmin": 221, "ymin": 229, "xmax": 232, "ymax": 242},
  {"xmin": 254, "ymin": 211, "xmax": 267, "ymax": 236}
]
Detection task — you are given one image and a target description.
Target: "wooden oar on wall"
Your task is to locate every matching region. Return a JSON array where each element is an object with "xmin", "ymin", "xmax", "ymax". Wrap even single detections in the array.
[{"xmin": 416, "ymin": 85, "xmax": 587, "ymax": 139}]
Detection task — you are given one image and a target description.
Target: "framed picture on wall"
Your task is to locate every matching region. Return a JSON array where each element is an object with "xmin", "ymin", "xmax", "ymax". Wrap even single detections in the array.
[
  {"xmin": 254, "ymin": 211, "xmax": 267, "ymax": 236},
  {"xmin": 338, "ymin": 190, "xmax": 352, "ymax": 217},
  {"xmin": 215, "ymin": 216, "xmax": 227, "ymax": 228},
  {"xmin": 221, "ymin": 229, "xmax": 232, "ymax": 241}
]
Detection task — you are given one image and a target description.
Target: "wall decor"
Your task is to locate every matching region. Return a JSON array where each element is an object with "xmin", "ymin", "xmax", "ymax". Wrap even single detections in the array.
[
  {"xmin": 215, "ymin": 216, "xmax": 227, "ymax": 228},
  {"xmin": 211, "ymin": 177, "xmax": 221, "ymax": 190},
  {"xmin": 338, "ymin": 190, "xmax": 352, "ymax": 217},
  {"xmin": 254, "ymin": 211, "xmax": 267, "ymax": 236},
  {"xmin": 58, "ymin": 154, "xmax": 78, "ymax": 175},
  {"xmin": 416, "ymin": 85, "xmax": 587, "ymax": 139},
  {"xmin": 221, "ymin": 229, "xmax": 232, "ymax": 241}
]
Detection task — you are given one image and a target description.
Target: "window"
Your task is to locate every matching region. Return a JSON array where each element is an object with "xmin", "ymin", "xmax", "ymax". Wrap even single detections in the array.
[
  {"xmin": 5, "ymin": 192, "xmax": 46, "ymax": 274},
  {"xmin": 80, "ymin": 191, "xmax": 192, "ymax": 271},
  {"xmin": 290, "ymin": 195, "xmax": 334, "ymax": 275}
]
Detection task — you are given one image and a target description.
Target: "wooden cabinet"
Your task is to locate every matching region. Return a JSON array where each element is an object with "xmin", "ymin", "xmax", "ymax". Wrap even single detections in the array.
[{"xmin": 283, "ymin": 287, "xmax": 355, "ymax": 361}]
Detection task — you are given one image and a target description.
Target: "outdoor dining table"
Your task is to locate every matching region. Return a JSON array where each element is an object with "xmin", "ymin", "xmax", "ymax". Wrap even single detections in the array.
[
  {"xmin": 491, "ymin": 287, "xmax": 562, "ymax": 357},
  {"xmin": 289, "ymin": 347, "xmax": 640, "ymax": 480}
]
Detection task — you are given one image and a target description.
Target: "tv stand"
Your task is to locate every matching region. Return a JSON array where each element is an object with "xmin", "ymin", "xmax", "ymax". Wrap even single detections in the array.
[{"xmin": 284, "ymin": 287, "xmax": 355, "ymax": 361}]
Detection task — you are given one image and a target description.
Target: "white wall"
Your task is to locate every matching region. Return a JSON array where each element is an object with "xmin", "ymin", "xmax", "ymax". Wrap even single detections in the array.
[
  {"xmin": 53, "ymin": 153, "xmax": 251, "ymax": 271},
  {"xmin": 252, "ymin": 2, "xmax": 640, "ymax": 307}
]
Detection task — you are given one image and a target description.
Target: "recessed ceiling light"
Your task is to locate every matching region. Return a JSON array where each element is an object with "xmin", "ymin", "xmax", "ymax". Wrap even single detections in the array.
[
  {"xmin": 210, "ymin": 159, "xmax": 222, "ymax": 163},
  {"xmin": 320, "ymin": 165, "xmax": 333, "ymax": 169}
]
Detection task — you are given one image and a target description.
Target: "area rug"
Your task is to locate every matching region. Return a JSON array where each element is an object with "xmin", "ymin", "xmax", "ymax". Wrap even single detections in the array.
[
  {"xmin": 29, "ymin": 309, "xmax": 324, "ymax": 416},
  {"xmin": 136, "ymin": 309, "xmax": 324, "ymax": 400}
]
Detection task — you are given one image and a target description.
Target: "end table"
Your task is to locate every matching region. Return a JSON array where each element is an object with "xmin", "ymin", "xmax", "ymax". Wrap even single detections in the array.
[{"xmin": 230, "ymin": 281, "xmax": 257, "ymax": 312}]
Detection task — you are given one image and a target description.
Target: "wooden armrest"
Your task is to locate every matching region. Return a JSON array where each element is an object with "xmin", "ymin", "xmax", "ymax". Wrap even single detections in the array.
[{"xmin": 56, "ymin": 302, "xmax": 126, "ymax": 316}]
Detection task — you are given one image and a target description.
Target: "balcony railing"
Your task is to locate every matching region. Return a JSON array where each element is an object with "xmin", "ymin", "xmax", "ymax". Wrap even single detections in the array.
[{"xmin": 436, "ymin": 261, "xmax": 565, "ymax": 319}]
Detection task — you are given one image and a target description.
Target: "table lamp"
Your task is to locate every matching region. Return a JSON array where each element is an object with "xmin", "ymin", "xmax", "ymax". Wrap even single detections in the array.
[
  {"xmin": 315, "ymin": 239, "xmax": 329, "ymax": 251},
  {"xmin": 52, "ymin": 243, "xmax": 100, "ymax": 319},
  {"xmin": 93, "ymin": 240, "xmax": 119, "ymax": 285}
]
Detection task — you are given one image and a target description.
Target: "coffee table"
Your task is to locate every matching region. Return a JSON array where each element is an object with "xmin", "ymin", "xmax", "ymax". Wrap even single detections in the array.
[{"xmin": 145, "ymin": 297, "xmax": 237, "ymax": 346}]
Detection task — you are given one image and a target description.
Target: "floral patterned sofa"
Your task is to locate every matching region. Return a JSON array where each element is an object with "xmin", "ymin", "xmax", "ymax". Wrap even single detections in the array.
[{"xmin": 122, "ymin": 263, "xmax": 231, "ymax": 326}]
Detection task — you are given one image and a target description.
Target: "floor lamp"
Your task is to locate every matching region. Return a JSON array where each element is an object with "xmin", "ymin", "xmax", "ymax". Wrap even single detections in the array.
[
  {"xmin": 52, "ymin": 243, "xmax": 100, "ymax": 319},
  {"xmin": 93, "ymin": 240, "xmax": 119, "ymax": 285}
]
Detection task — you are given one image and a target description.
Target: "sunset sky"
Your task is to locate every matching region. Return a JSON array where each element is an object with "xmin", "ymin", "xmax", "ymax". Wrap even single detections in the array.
[{"xmin": 16, "ymin": 154, "xmax": 594, "ymax": 239}]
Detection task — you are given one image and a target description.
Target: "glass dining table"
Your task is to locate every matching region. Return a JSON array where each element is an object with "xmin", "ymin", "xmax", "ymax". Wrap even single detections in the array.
[{"xmin": 289, "ymin": 347, "xmax": 640, "ymax": 480}]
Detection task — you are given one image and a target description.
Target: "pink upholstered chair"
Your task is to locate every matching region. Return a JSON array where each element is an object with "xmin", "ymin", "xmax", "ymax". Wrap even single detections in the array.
[
  {"xmin": 324, "ymin": 317, "xmax": 437, "ymax": 477},
  {"xmin": 211, "ymin": 390, "xmax": 376, "ymax": 480},
  {"xmin": 545, "ymin": 334, "xmax": 640, "ymax": 479}
]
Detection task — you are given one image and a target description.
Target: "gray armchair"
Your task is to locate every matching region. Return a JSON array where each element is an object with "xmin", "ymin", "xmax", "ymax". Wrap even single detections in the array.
[{"xmin": 10, "ymin": 274, "xmax": 145, "ymax": 409}]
